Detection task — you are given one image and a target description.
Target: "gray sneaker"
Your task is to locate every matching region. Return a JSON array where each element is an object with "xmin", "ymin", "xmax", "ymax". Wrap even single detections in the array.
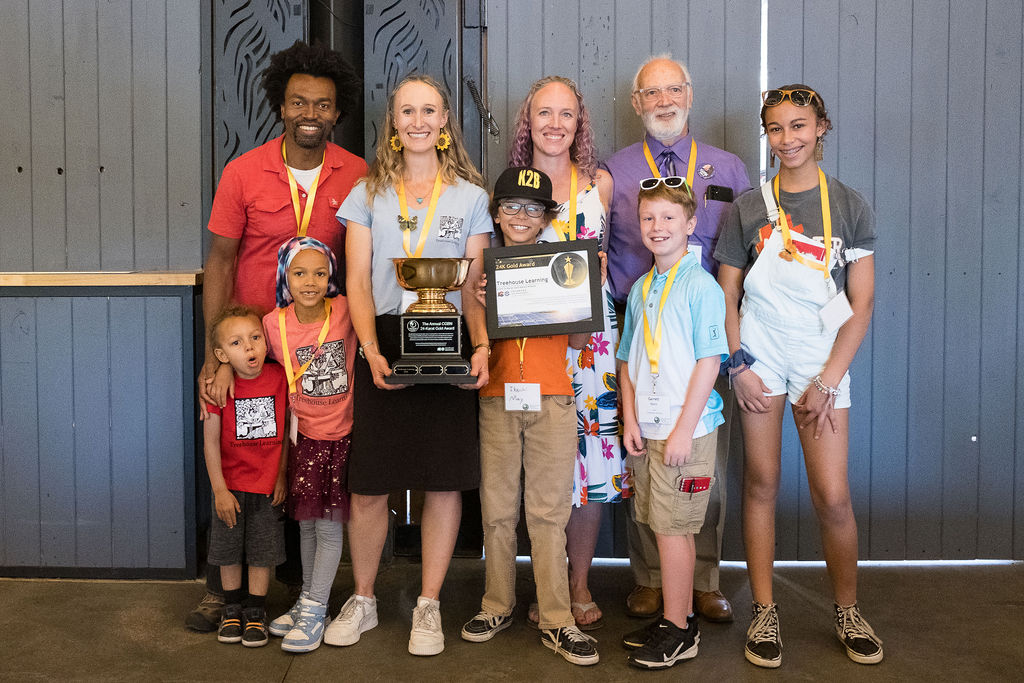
[{"xmin": 324, "ymin": 594, "xmax": 378, "ymax": 646}]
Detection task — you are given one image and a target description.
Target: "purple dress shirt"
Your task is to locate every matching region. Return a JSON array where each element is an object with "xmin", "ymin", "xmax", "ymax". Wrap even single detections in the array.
[{"xmin": 602, "ymin": 132, "xmax": 751, "ymax": 303}]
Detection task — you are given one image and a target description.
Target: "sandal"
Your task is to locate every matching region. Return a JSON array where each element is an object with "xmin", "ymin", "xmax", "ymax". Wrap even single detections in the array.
[{"xmin": 571, "ymin": 601, "xmax": 605, "ymax": 631}]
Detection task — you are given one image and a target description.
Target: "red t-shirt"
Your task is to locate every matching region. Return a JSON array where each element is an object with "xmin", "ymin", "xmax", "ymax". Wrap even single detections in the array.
[
  {"xmin": 206, "ymin": 362, "xmax": 287, "ymax": 494},
  {"xmin": 263, "ymin": 297, "xmax": 356, "ymax": 441},
  {"xmin": 480, "ymin": 335, "xmax": 573, "ymax": 397},
  {"xmin": 207, "ymin": 136, "xmax": 368, "ymax": 313}
]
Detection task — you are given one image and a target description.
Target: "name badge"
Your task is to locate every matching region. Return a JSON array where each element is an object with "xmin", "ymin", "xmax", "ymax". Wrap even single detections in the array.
[
  {"xmin": 400, "ymin": 289, "xmax": 418, "ymax": 313},
  {"xmin": 638, "ymin": 393, "xmax": 670, "ymax": 424},
  {"xmin": 819, "ymin": 290, "xmax": 854, "ymax": 333},
  {"xmin": 505, "ymin": 383, "xmax": 541, "ymax": 412},
  {"xmin": 687, "ymin": 243, "xmax": 703, "ymax": 268}
]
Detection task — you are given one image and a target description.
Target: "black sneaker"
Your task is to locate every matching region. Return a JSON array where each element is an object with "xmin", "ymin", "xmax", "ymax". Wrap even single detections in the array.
[
  {"xmin": 744, "ymin": 602, "xmax": 781, "ymax": 668},
  {"xmin": 540, "ymin": 626, "xmax": 599, "ymax": 666},
  {"xmin": 186, "ymin": 592, "xmax": 224, "ymax": 632},
  {"xmin": 627, "ymin": 617, "xmax": 699, "ymax": 669},
  {"xmin": 622, "ymin": 616, "xmax": 663, "ymax": 650},
  {"xmin": 835, "ymin": 604, "xmax": 883, "ymax": 664},
  {"xmin": 217, "ymin": 603, "xmax": 243, "ymax": 643},
  {"xmin": 461, "ymin": 611, "xmax": 513, "ymax": 642},
  {"xmin": 241, "ymin": 606, "xmax": 269, "ymax": 647}
]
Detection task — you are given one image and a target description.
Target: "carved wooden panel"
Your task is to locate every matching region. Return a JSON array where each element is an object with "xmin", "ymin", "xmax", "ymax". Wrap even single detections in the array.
[
  {"xmin": 213, "ymin": 0, "xmax": 305, "ymax": 174},
  {"xmin": 363, "ymin": 1, "xmax": 460, "ymax": 154}
]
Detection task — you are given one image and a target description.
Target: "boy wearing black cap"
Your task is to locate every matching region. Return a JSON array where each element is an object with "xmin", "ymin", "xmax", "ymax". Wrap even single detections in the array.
[{"xmin": 460, "ymin": 167, "xmax": 599, "ymax": 666}]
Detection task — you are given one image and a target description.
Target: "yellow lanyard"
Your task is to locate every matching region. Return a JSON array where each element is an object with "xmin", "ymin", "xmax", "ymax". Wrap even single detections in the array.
[
  {"xmin": 773, "ymin": 168, "xmax": 831, "ymax": 280},
  {"xmin": 643, "ymin": 137, "xmax": 697, "ymax": 187},
  {"xmin": 397, "ymin": 172, "xmax": 443, "ymax": 258},
  {"xmin": 515, "ymin": 338, "xmax": 527, "ymax": 381},
  {"xmin": 278, "ymin": 299, "xmax": 332, "ymax": 395},
  {"xmin": 640, "ymin": 258, "xmax": 682, "ymax": 376},
  {"xmin": 566, "ymin": 165, "xmax": 578, "ymax": 240},
  {"xmin": 282, "ymin": 140, "xmax": 325, "ymax": 237}
]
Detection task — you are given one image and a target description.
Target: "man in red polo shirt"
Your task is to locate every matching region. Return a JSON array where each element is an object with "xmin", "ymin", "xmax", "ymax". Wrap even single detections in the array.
[{"xmin": 188, "ymin": 40, "xmax": 367, "ymax": 632}]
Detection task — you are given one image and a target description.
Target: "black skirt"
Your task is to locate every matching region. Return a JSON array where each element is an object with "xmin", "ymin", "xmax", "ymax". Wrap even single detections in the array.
[{"xmin": 349, "ymin": 314, "xmax": 480, "ymax": 494}]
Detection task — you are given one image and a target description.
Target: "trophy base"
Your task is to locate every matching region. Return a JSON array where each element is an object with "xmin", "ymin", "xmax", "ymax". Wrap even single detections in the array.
[{"xmin": 384, "ymin": 357, "xmax": 476, "ymax": 385}]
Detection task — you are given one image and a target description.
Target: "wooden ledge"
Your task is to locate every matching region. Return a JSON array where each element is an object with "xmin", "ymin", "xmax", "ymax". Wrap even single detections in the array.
[{"xmin": 0, "ymin": 271, "xmax": 203, "ymax": 287}]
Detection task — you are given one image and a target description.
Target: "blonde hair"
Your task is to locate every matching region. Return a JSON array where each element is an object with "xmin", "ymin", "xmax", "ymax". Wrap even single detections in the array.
[{"xmin": 363, "ymin": 73, "xmax": 484, "ymax": 205}]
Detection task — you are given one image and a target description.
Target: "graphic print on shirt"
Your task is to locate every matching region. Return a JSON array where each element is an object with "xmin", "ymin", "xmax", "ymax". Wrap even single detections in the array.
[
  {"xmin": 436, "ymin": 215, "xmax": 464, "ymax": 243},
  {"xmin": 753, "ymin": 216, "xmax": 844, "ymax": 271},
  {"xmin": 235, "ymin": 396, "xmax": 279, "ymax": 440},
  {"xmin": 295, "ymin": 339, "xmax": 349, "ymax": 397}
]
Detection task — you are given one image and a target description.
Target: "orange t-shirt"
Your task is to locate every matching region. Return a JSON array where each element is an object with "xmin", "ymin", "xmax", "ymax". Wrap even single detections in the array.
[
  {"xmin": 263, "ymin": 297, "xmax": 356, "ymax": 440},
  {"xmin": 480, "ymin": 335, "xmax": 572, "ymax": 397}
]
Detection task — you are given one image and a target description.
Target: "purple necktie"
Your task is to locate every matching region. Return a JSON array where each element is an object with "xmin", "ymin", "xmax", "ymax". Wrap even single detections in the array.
[{"xmin": 660, "ymin": 150, "xmax": 677, "ymax": 176}]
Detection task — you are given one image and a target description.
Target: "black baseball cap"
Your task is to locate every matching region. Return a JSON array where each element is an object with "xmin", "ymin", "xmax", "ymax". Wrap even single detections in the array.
[{"xmin": 492, "ymin": 166, "xmax": 558, "ymax": 209}]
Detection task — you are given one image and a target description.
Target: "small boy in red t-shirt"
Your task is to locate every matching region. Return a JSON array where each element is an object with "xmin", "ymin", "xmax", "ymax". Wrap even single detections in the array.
[{"xmin": 203, "ymin": 305, "xmax": 288, "ymax": 648}]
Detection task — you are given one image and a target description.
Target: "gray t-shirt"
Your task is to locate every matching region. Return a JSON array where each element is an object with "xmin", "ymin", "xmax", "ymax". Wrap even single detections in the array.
[
  {"xmin": 714, "ymin": 174, "xmax": 875, "ymax": 294},
  {"xmin": 338, "ymin": 177, "xmax": 493, "ymax": 315}
]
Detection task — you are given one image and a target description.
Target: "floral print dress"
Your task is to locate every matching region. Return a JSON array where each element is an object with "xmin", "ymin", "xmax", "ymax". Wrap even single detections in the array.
[{"xmin": 539, "ymin": 181, "xmax": 628, "ymax": 506}]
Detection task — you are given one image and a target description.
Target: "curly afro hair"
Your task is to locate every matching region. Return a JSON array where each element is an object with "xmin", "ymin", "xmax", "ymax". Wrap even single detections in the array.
[{"xmin": 260, "ymin": 40, "xmax": 361, "ymax": 121}]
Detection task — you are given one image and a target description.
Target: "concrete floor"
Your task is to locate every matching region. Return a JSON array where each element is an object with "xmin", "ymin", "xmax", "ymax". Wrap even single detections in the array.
[{"xmin": 2, "ymin": 559, "xmax": 1022, "ymax": 682}]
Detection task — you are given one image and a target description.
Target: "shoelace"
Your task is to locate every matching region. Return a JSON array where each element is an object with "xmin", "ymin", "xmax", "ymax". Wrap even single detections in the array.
[
  {"xmin": 560, "ymin": 627, "xmax": 597, "ymax": 648},
  {"xmin": 338, "ymin": 598, "xmax": 364, "ymax": 624},
  {"xmin": 474, "ymin": 612, "xmax": 503, "ymax": 627},
  {"xmin": 837, "ymin": 606, "xmax": 880, "ymax": 643},
  {"xmin": 413, "ymin": 604, "xmax": 440, "ymax": 632},
  {"xmin": 748, "ymin": 604, "xmax": 779, "ymax": 643}
]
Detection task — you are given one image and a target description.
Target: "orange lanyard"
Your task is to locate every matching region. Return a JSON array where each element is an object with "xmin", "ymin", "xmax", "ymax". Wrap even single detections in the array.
[
  {"xmin": 643, "ymin": 137, "xmax": 697, "ymax": 187},
  {"xmin": 773, "ymin": 168, "xmax": 831, "ymax": 280},
  {"xmin": 281, "ymin": 140, "xmax": 324, "ymax": 237},
  {"xmin": 397, "ymin": 172, "xmax": 443, "ymax": 258},
  {"xmin": 278, "ymin": 299, "xmax": 332, "ymax": 395}
]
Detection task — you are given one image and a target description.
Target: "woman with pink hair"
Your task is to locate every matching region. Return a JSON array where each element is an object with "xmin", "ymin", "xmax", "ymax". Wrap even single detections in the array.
[{"xmin": 509, "ymin": 76, "xmax": 624, "ymax": 631}]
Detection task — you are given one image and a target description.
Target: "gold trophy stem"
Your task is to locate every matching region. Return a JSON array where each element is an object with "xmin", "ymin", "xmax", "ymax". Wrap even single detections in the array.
[{"xmin": 407, "ymin": 287, "xmax": 456, "ymax": 313}]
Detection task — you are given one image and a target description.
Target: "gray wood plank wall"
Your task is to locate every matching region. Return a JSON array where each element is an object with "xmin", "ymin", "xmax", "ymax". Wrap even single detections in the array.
[
  {"xmin": 0, "ymin": 0, "xmax": 204, "ymax": 271},
  {"xmin": 486, "ymin": 0, "xmax": 1023, "ymax": 560},
  {"xmin": 0, "ymin": 294, "xmax": 190, "ymax": 571}
]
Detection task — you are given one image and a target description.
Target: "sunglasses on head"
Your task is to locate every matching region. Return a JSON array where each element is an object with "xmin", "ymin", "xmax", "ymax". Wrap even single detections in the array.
[
  {"xmin": 761, "ymin": 88, "xmax": 818, "ymax": 107},
  {"xmin": 639, "ymin": 176, "xmax": 691, "ymax": 191}
]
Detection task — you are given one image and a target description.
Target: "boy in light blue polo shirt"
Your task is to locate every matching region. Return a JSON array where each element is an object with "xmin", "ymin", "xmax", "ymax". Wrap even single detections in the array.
[{"xmin": 616, "ymin": 176, "xmax": 729, "ymax": 669}]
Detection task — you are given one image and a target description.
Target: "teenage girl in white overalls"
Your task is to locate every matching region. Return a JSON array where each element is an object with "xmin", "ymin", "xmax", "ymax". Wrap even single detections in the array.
[{"xmin": 714, "ymin": 85, "xmax": 883, "ymax": 669}]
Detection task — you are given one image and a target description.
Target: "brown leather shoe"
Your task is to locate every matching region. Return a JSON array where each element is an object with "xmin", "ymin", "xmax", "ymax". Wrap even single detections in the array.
[
  {"xmin": 625, "ymin": 585, "xmax": 662, "ymax": 618},
  {"xmin": 694, "ymin": 590, "xmax": 734, "ymax": 622}
]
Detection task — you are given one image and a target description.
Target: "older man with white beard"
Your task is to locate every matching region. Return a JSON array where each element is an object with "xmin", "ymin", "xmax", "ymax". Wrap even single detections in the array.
[{"xmin": 602, "ymin": 55, "xmax": 750, "ymax": 625}]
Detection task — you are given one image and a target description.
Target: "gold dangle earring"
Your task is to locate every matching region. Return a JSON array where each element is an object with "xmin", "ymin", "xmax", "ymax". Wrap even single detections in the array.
[
  {"xmin": 814, "ymin": 137, "xmax": 824, "ymax": 161},
  {"xmin": 435, "ymin": 128, "xmax": 452, "ymax": 151},
  {"xmin": 389, "ymin": 133, "xmax": 403, "ymax": 152}
]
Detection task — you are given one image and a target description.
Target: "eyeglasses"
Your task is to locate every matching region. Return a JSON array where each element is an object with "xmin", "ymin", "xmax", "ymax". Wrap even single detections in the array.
[
  {"xmin": 633, "ymin": 84, "xmax": 690, "ymax": 103},
  {"xmin": 761, "ymin": 88, "xmax": 818, "ymax": 107},
  {"xmin": 639, "ymin": 176, "xmax": 691, "ymax": 191},
  {"xmin": 499, "ymin": 201, "xmax": 546, "ymax": 217}
]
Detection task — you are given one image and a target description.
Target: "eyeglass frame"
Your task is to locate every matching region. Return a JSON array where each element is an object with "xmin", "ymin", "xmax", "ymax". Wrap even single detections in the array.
[
  {"xmin": 761, "ymin": 88, "xmax": 819, "ymax": 107},
  {"xmin": 498, "ymin": 200, "xmax": 547, "ymax": 218},
  {"xmin": 632, "ymin": 83, "xmax": 691, "ymax": 103}
]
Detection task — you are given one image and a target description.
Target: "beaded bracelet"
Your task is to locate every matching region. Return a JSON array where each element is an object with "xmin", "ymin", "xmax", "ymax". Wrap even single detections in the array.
[{"xmin": 812, "ymin": 375, "xmax": 841, "ymax": 398}]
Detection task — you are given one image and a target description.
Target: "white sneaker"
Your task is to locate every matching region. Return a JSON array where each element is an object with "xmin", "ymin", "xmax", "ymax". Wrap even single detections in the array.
[
  {"xmin": 323, "ymin": 594, "xmax": 378, "ymax": 646},
  {"xmin": 408, "ymin": 596, "xmax": 444, "ymax": 656}
]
